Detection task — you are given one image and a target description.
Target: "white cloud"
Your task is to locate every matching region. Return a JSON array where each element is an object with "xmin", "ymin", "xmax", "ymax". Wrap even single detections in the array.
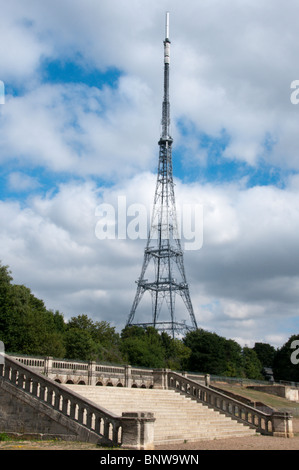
[
  {"xmin": 0, "ymin": 175, "xmax": 299, "ymax": 347},
  {"xmin": 1, "ymin": 77, "xmax": 157, "ymax": 178},
  {"xmin": 8, "ymin": 172, "xmax": 41, "ymax": 192},
  {"xmin": 1, "ymin": 0, "xmax": 299, "ymax": 172},
  {"xmin": 0, "ymin": 8, "xmax": 51, "ymax": 84},
  {"xmin": 1, "ymin": 1, "xmax": 299, "ymax": 349}
]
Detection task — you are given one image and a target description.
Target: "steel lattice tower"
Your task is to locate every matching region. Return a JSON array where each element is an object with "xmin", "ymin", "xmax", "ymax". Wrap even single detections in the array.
[{"xmin": 126, "ymin": 13, "xmax": 198, "ymax": 337}]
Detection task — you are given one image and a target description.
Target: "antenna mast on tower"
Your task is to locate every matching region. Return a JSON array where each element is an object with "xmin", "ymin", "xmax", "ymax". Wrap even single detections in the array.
[{"xmin": 126, "ymin": 12, "xmax": 198, "ymax": 338}]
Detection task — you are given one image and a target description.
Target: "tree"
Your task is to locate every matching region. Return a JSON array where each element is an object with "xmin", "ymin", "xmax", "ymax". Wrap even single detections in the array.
[
  {"xmin": 2, "ymin": 283, "xmax": 66, "ymax": 356},
  {"xmin": 0, "ymin": 261, "xmax": 66, "ymax": 356},
  {"xmin": 64, "ymin": 328, "xmax": 98, "ymax": 361},
  {"xmin": 66, "ymin": 315, "xmax": 122, "ymax": 363},
  {"xmin": 90, "ymin": 320, "xmax": 122, "ymax": 362},
  {"xmin": 183, "ymin": 329, "xmax": 242, "ymax": 375},
  {"xmin": 0, "ymin": 263, "xmax": 13, "ymax": 345},
  {"xmin": 222, "ymin": 339, "xmax": 243, "ymax": 377},
  {"xmin": 241, "ymin": 347, "xmax": 263, "ymax": 380},
  {"xmin": 120, "ymin": 326, "xmax": 165, "ymax": 368},
  {"xmin": 253, "ymin": 342, "xmax": 276, "ymax": 368},
  {"xmin": 160, "ymin": 332, "xmax": 191, "ymax": 370}
]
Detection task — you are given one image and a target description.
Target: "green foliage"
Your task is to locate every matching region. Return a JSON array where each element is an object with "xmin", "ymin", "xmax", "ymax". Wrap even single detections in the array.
[
  {"xmin": 160, "ymin": 333, "xmax": 191, "ymax": 370},
  {"xmin": 183, "ymin": 329, "xmax": 243, "ymax": 376},
  {"xmin": 241, "ymin": 347, "xmax": 263, "ymax": 380},
  {"xmin": 183, "ymin": 329, "xmax": 263, "ymax": 379},
  {"xmin": 0, "ymin": 265, "xmax": 66, "ymax": 357},
  {"xmin": 253, "ymin": 342, "xmax": 276, "ymax": 368},
  {"xmin": 119, "ymin": 326, "xmax": 191, "ymax": 370},
  {"xmin": 120, "ymin": 326, "xmax": 166, "ymax": 368},
  {"xmin": 64, "ymin": 314, "xmax": 122, "ymax": 362},
  {"xmin": 64, "ymin": 327, "xmax": 98, "ymax": 361}
]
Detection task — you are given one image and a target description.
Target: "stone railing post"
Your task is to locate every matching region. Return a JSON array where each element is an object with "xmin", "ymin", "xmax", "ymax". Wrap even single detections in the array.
[
  {"xmin": 88, "ymin": 361, "xmax": 96, "ymax": 385},
  {"xmin": 272, "ymin": 412, "xmax": 294, "ymax": 438},
  {"xmin": 44, "ymin": 356, "xmax": 53, "ymax": 376},
  {"xmin": 205, "ymin": 374, "xmax": 210, "ymax": 387},
  {"xmin": 125, "ymin": 365, "xmax": 132, "ymax": 388},
  {"xmin": 121, "ymin": 412, "xmax": 155, "ymax": 450},
  {"xmin": 153, "ymin": 369, "xmax": 169, "ymax": 389}
]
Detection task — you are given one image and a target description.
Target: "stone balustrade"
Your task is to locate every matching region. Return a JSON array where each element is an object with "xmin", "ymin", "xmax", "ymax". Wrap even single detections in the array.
[
  {"xmin": 2, "ymin": 355, "xmax": 294, "ymax": 440},
  {"xmin": 153, "ymin": 369, "xmax": 293, "ymax": 438},
  {"xmin": 10, "ymin": 354, "xmax": 154, "ymax": 388},
  {"xmin": 0, "ymin": 355, "xmax": 155, "ymax": 449}
]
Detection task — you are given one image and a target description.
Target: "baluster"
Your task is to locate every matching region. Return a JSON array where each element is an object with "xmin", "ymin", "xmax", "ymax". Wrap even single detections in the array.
[
  {"xmin": 267, "ymin": 418, "xmax": 272, "ymax": 434},
  {"xmin": 11, "ymin": 368, "xmax": 17, "ymax": 383},
  {"xmin": 104, "ymin": 418, "xmax": 109, "ymax": 439},
  {"xmin": 47, "ymin": 388, "xmax": 54, "ymax": 406},
  {"xmin": 62, "ymin": 396, "xmax": 69, "ymax": 415},
  {"xmin": 40, "ymin": 384, "xmax": 46, "ymax": 401},
  {"xmin": 54, "ymin": 392, "xmax": 61, "ymax": 411},
  {"xmin": 32, "ymin": 380, "xmax": 38, "ymax": 397},
  {"xmin": 86, "ymin": 410, "xmax": 93, "ymax": 429},
  {"xmin": 94, "ymin": 414, "xmax": 101, "ymax": 434},
  {"xmin": 4, "ymin": 365, "xmax": 11, "ymax": 380},
  {"xmin": 112, "ymin": 423, "xmax": 119, "ymax": 443},
  {"xmin": 78, "ymin": 406, "xmax": 85, "ymax": 425},
  {"xmin": 25, "ymin": 376, "xmax": 31, "ymax": 392},
  {"xmin": 70, "ymin": 401, "xmax": 77, "ymax": 420},
  {"xmin": 17, "ymin": 372, "xmax": 25, "ymax": 389},
  {"xmin": 117, "ymin": 425, "xmax": 122, "ymax": 445}
]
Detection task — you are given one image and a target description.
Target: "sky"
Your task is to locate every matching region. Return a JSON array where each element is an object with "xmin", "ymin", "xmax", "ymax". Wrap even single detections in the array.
[{"xmin": 1, "ymin": 0, "xmax": 299, "ymax": 349}]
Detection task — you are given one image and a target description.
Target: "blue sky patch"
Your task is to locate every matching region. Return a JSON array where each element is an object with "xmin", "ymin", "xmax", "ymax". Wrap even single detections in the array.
[{"xmin": 40, "ymin": 58, "xmax": 123, "ymax": 89}]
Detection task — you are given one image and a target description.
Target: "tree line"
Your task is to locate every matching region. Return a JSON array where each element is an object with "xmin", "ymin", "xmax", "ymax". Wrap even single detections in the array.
[{"xmin": 0, "ymin": 261, "xmax": 298, "ymax": 381}]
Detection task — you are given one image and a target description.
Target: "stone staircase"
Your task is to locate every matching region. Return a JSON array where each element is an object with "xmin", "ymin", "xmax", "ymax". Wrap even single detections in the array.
[{"xmin": 65, "ymin": 385, "xmax": 258, "ymax": 445}]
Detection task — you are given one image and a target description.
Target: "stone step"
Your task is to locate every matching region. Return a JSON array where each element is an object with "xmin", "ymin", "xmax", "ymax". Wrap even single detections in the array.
[
  {"xmin": 154, "ymin": 431, "xmax": 257, "ymax": 445},
  {"xmin": 154, "ymin": 427, "xmax": 256, "ymax": 438},
  {"xmin": 65, "ymin": 385, "xmax": 258, "ymax": 444},
  {"xmin": 153, "ymin": 426, "xmax": 255, "ymax": 437},
  {"xmin": 153, "ymin": 422, "xmax": 255, "ymax": 434}
]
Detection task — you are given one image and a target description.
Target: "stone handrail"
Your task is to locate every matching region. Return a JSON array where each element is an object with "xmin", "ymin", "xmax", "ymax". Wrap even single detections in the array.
[
  {"xmin": 9, "ymin": 354, "xmax": 153, "ymax": 388},
  {"xmin": 0, "ymin": 355, "xmax": 155, "ymax": 449},
  {"xmin": 163, "ymin": 370, "xmax": 293, "ymax": 438}
]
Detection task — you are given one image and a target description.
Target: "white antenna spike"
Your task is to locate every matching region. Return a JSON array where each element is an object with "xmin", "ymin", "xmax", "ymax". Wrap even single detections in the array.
[
  {"xmin": 165, "ymin": 11, "xmax": 170, "ymax": 39},
  {"xmin": 164, "ymin": 12, "xmax": 170, "ymax": 65}
]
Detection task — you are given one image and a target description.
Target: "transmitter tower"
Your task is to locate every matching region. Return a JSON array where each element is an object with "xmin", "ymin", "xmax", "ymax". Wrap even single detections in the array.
[{"xmin": 126, "ymin": 13, "xmax": 198, "ymax": 337}]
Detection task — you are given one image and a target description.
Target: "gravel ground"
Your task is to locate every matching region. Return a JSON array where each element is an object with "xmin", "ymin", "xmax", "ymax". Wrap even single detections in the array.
[
  {"xmin": 155, "ymin": 434, "xmax": 299, "ymax": 451},
  {"xmin": 0, "ymin": 435, "xmax": 298, "ymax": 451}
]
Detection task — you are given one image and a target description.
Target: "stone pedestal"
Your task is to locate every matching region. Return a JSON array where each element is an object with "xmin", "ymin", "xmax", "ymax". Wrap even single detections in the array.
[
  {"xmin": 152, "ymin": 369, "xmax": 169, "ymax": 389},
  {"xmin": 272, "ymin": 412, "xmax": 294, "ymax": 438},
  {"xmin": 121, "ymin": 412, "xmax": 155, "ymax": 450}
]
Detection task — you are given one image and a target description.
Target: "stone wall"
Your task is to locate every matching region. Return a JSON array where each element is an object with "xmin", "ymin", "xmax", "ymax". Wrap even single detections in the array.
[
  {"xmin": 247, "ymin": 385, "xmax": 299, "ymax": 402},
  {"xmin": 0, "ymin": 380, "xmax": 89, "ymax": 440}
]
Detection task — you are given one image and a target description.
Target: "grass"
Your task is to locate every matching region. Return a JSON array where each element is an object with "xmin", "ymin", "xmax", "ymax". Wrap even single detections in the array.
[
  {"xmin": 213, "ymin": 382, "xmax": 299, "ymax": 414},
  {"xmin": 0, "ymin": 438, "xmax": 118, "ymax": 450}
]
